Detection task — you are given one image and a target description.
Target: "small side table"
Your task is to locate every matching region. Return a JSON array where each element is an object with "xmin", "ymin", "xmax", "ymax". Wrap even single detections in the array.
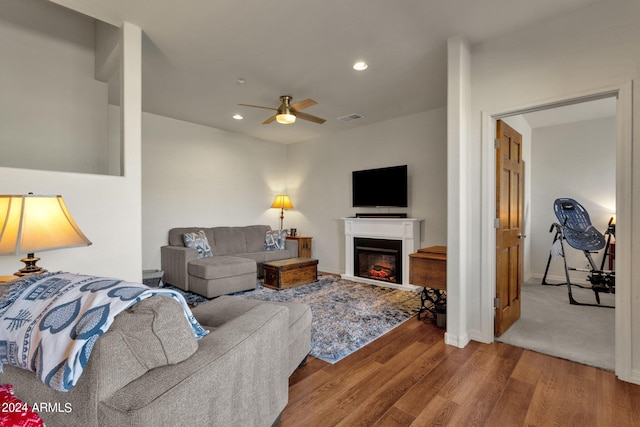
[
  {"xmin": 409, "ymin": 246, "xmax": 447, "ymax": 322},
  {"xmin": 287, "ymin": 236, "xmax": 313, "ymax": 258}
]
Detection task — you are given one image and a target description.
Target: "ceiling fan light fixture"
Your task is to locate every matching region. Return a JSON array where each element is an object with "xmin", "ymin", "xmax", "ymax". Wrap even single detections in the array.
[
  {"xmin": 276, "ymin": 113, "xmax": 296, "ymax": 124},
  {"xmin": 353, "ymin": 61, "xmax": 369, "ymax": 71},
  {"xmin": 276, "ymin": 95, "xmax": 296, "ymax": 124}
]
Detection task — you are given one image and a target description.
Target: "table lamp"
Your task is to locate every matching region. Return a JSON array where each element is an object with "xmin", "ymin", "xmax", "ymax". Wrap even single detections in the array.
[
  {"xmin": 271, "ymin": 195, "xmax": 293, "ymax": 230},
  {"xmin": 0, "ymin": 194, "xmax": 92, "ymax": 276}
]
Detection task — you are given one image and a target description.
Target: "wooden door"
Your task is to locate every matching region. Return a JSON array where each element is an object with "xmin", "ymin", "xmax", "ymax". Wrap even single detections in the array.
[{"xmin": 495, "ymin": 120, "xmax": 525, "ymax": 336}]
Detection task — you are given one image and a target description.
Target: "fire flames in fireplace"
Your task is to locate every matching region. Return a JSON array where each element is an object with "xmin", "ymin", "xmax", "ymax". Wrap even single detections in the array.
[{"xmin": 368, "ymin": 262, "xmax": 395, "ymax": 282}]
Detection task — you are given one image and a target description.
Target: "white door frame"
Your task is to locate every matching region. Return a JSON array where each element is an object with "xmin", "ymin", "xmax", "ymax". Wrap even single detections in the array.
[{"xmin": 479, "ymin": 82, "xmax": 633, "ymax": 382}]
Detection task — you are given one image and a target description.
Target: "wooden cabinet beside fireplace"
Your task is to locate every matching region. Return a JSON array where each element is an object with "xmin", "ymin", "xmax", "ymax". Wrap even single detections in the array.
[{"xmin": 409, "ymin": 246, "xmax": 447, "ymax": 290}]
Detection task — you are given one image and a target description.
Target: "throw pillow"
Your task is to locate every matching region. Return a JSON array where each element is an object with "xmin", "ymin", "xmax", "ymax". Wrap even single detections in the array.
[
  {"xmin": 0, "ymin": 384, "xmax": 45, "ymax": 427},
  {"xmin": 183, "ymin": 231, "xmax": 213, "ymax": 259},
  {"xmin": 265, "ymin": 229, "xmax": 288, "ymax": 251}
]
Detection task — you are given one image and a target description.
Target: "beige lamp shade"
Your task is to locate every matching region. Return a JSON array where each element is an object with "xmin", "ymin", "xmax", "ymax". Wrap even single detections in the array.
[
  {"xmin": 0, "ymin": 194, "xmax": 92, "ymax": 255},
  {"xmin": 271, "ymin": 195, "xmax": 294, "ymax": 210}
]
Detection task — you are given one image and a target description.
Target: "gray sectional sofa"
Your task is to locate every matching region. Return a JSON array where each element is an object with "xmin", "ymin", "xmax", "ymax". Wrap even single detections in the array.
[
  {"xmin": 161, "ymin": 225, "xmax": 298, "ymax": 298},
  {"xmin": 0, "ymin": 286, "xmax": 312, "ymax": 426}
]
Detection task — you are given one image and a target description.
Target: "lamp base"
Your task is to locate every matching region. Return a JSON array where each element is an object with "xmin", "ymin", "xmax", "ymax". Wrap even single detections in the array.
[{"xmin": 15, "ymin": 253, "xmax": 48, "ymax": 277}]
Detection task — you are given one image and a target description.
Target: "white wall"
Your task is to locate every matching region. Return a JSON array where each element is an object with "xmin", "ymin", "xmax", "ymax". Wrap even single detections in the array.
[
  {"xmin": 0, "ymin": 1, "xmax": 141, "ymax": 280},
  {"xmin": 456, "ymin": 0, "xmax": 640, "ymax": 380},
  {"xmin": 141, "ymin": 112, "xmax": 289, "ymax": 269},
  {"xmin": 286, "ymin": 108, "xmax": 447, "ymax": 275},
  {"xmin": 0, "ymin": 0, "xmax": 111, "ymax": 175},
  {"xmin": 530, "ymin": 117, "xmax": 616, "ymax": 283}
]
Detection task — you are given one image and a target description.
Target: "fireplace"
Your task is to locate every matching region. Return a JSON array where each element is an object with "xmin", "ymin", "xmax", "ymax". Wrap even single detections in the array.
[
  {"xmin": 354, "ymin": 237, "xmax": 402, "ymax": 284},
  {"xmin": 342, "ymin": 217, "xmax": 421, "ymax": 291}
]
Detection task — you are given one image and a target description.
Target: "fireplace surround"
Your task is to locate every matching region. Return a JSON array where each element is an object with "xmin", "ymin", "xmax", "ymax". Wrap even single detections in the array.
[{"xmin": 342, "ymin": 217, "xmax": 421, "ymax": 291}]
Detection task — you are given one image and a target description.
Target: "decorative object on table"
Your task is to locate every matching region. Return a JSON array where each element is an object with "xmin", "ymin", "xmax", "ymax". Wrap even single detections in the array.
[
  {"xmin": 0, "ymin": 194, "xmax": 92, "ymax": 276},
  {"xmin": 289, "ymin": 228, "xmax": 297, "ymax": 236},
  {"xmin": 271, "ymin": 194, "xmax": 293, "ymax": 230}
]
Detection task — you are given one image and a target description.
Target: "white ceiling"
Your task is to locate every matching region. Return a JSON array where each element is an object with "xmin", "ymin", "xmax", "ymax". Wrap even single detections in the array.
[{"xmin": 53, "ymin": 0, "xmax": 604, "ymax": 144}]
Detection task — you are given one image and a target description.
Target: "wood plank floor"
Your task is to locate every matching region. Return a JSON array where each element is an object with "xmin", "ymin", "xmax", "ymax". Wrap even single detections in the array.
[{"xmin": 280, "ymin": 317, "xmax": 640, "ymax": 427}]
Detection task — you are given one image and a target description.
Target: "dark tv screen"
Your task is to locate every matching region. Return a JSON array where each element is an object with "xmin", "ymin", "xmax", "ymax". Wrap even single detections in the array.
[{"xmin": 352, "ymin": 165, "xmax": 408, "ymax": 207}]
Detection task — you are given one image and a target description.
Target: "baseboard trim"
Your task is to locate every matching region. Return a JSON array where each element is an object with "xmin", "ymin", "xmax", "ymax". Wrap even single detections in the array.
[
  {"xmin": 628, "ymin": 369, "xmax": 640, "ymax": 385},
  {"xmin": 444, "ymin": 331, "xmax": 470, "ymax": 348},
  {"xmin": 529, "ymin": 273, "xmax": 590, "ymax": 286}
]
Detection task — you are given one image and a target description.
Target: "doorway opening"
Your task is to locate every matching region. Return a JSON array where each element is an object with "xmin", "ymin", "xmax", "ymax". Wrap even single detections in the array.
[
  {"xmin": 481, "ymin": 84, "xmax": 632, "ymax": 379},
  {"xmin": 494, "ymin": 97, "xmax": 617, "ymax": 370}
]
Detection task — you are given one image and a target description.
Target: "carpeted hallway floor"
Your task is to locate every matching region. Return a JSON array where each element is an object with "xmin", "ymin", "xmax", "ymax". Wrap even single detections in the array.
[{"xmin": 496, "ymin": 278, "xmax": 614, "ymax": 371}]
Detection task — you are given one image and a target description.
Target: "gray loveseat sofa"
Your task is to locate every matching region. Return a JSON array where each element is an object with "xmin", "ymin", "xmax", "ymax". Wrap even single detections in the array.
[
  {"xmin": 0, "ymin": 286, "xmax": 312, "ymax": 426},
  {"xmin": 161, "ymin": 225, "xmax": 298, "ymax": 298}
]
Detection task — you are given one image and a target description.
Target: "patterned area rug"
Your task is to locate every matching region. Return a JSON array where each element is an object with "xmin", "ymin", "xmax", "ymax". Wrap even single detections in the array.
[{"xmin": 167, "ymin": 276, "xmax": 422, "ymax": 363}]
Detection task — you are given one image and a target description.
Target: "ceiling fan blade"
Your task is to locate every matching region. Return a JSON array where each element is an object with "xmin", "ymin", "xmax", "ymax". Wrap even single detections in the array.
[
  {"xmin": 295, "ymin": 111, "xmax": 326, "ymax": 124},
  {"xmin": 238, "ymin": 103, "xmax": 278, "ymax": 111},
  {"xmin": 262, "ymin": 115, "xmax": 277, "ymax": 125},
  {"xmin": 291, "ymin": 98, "xmax": 317, "ymax": 111}
]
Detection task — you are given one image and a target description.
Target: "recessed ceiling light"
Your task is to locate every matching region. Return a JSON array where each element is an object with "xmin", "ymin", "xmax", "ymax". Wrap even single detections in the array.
[
  {"xmin": 233, "ymin": 114, "xmax": 243, "ymax": 120},
  {"xmin": 353, "ymin": 61, "xmax": 368, "ymax": 71}
]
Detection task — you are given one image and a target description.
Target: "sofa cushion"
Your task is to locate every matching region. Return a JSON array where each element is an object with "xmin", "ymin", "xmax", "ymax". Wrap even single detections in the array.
[
  {"xmin": 188, "ymin": 256, "xmax": 256, "ymax": 280},
  {"xmin": 183, "ymin": 230, "xmax": 213, "ymax": 258},
  {"xmin": 110, "ymin": 296, "xmax": 199, "ymax": 368},
  {"xmin": 191, "ymin": 296, "xmax": 310, "ymax": 344},
  {"xmin": 211, "ymin": 227, "xmax": 248, "ymax": 255},
  {"xmin": 243, "ymin": 225, "xmax": 271, "ymax": 253}
]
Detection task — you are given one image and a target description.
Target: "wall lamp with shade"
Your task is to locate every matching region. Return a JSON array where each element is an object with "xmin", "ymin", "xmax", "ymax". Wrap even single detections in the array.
[
  {"xmin": 0, "ymin": 194, "xmax": 92, "ymax": 276},
  {"xmin": 271, "ymin": 195, "xmax": 293, "ymax": 230}
]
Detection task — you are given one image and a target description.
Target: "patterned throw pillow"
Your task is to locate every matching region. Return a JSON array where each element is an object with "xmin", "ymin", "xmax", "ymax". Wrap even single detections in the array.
[
  {"xmin": 0, "ymin": 384, "xmax": 44, "ymax": 427},
  {"xmin": 183, "ymin": 231, "xmax": 213, "ymax": 259},
  {"xmin": 265, "ymin": 229, "xmax": 288, "ymax": 251}
]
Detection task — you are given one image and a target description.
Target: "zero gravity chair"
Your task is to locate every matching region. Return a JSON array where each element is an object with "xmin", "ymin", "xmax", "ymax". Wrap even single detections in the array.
[{"xmin": 542, "ymin": 198, "xmax": 615, "ymax": 307}]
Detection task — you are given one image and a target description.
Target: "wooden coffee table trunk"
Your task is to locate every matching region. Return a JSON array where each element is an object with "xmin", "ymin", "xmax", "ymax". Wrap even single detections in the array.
[{"xmin": 263, "ymin": 257, "xmax": 318, "ymax": 290}]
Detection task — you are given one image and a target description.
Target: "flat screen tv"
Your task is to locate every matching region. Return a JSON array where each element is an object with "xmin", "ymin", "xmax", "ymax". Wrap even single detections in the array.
[{"xmin": 352, "ymin": 165, "xmax": 408, "ymax": 207}]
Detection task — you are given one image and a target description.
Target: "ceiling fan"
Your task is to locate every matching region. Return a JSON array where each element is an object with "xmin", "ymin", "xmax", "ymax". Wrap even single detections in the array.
[{"xmin": 238, "ymin": 96, "xmax": 326, "ymax": 125}]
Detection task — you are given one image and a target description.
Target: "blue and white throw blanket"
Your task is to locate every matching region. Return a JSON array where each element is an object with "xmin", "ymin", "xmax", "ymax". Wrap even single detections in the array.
[{"xmin": 0, "ymin": 272, "xmax": 208, "ymax": 392}]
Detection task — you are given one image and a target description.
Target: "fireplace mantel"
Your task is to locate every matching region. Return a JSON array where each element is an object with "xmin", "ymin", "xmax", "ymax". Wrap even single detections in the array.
[{"xmin": 342, "ymin": 217, "xmax": 421, "ymax": 291}]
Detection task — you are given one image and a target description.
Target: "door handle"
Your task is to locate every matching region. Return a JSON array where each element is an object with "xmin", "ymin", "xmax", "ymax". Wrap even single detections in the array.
[{"xmin": 518, "ymin": 233, "xmax": 527, "ymax": 239}]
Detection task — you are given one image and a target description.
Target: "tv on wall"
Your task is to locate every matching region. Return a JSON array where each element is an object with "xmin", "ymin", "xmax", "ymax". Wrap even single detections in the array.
[{"xmin": 352, "ymin": 165, "xmax": 408, "ymax": 207}]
